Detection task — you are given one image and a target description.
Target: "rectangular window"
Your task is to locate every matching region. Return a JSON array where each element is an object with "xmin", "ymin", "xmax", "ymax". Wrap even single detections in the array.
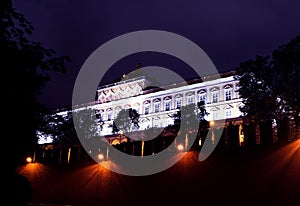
[
  {"xmin": 225, "ymin": 90, "xmax": 232, "ymax": 101},
  {"xmin": 154, "ymin": 103, "xmax": 160, "ymax": 113},
  {"xmin": 212, "ymin": 93, "xmax": 218, "ymax": 103},
  {"xmin": 199, "ymin": 94, "xmax": 206, "ymax": 103},
  {"xmin": 187, "ymin": 96, "xmax": 194, "ymax": 104},
  {"xmin": 176, "ymin": 99, "xmax": 182, "ymax": 109},
  {"xmin": 144, "ymin": 105, "xmax": 150, "ymax": 115},
  {"xmin": 165, "ymin": 101, "xmax": 170, "ymax": 111},
  {"xmin": 226, "ymin": 109, "xmax": 232, "ymax": 118},
  {"xmin": 107, "ymin": 112, "xmax": 112, "ymax": 121}
]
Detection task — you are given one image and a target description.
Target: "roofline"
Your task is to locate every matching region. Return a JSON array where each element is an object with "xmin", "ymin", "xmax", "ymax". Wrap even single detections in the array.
[{"xmin": 55, "ymin": 70, "xmax": 237, "ymax": 112}]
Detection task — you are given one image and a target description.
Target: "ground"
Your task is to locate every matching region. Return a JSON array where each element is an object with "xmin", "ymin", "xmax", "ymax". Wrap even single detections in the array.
[{"xmin": 17, "ymin": 139, "xmax": 300, "ymax": 206}]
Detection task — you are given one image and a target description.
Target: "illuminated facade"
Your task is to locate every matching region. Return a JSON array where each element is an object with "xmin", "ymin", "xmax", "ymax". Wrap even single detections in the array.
[
  {"xmin": 38, "ymin": 71, "xmax": 243, "ymax": 145},
  {"xmin": 92, "ymin": 71, "xmax": 243, "ymax": 136}
]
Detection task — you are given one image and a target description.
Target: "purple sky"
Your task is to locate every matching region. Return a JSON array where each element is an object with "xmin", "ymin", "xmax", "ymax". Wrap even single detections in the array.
[{"xmin": 13, "ymin": 0, "xmax": 300, "ymax": 110}]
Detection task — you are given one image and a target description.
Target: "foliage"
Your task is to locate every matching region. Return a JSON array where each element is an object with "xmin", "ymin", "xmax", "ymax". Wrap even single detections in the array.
[
  {"xmin": 272, "ymin": 35, "xmax": 300, "ymax": 118},
  {"xmin": 235, "ymin": 35, "xmax": 300, "ymax": 124},
  {"xmin": 113, "ymin": 108, "xmax": 140, "ymax": 134},
  {"xmin": 95, "ymin": 109, "xmax": 104, "ymax": 131},
  {"xmin": 235, "ymin": 55, "xmax": 278, "ymax": 123},
  {"xmin": 1, "ymin": 0, "xmax": 70, "ymax": 167},
  {"xmin": 172, "ymin": 101, "xmax": 209, "ymax": 133}
]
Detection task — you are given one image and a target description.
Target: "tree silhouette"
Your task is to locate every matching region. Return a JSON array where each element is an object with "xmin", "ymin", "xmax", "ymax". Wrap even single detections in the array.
[
  {"xmin": 1, "ymin": 0, "xmax": 70, "ymax": 168},
  {"xmin": 235, "ymin": 34, "xmax": 300, "ymax": 142},
  {"xmin": 172, "ymin": 102, "xmax": 209, "ymax": 132},
  {"xmin": 113, "ymin": 108, "xmax": 140, "ymax": 134},
  {"xmin": 235, "ymin": 55, "xmax": 277, "ymax": 124},
  {"xmin": 128, "ymin": 108, "xmax": 140, "ymax": 129},
  {"xmin": 171, "ymin": 101, "xmax": 210, "ymax": 151},
  {"xmin": 95, "ymin": 109, "xmax": 104, "ymax": 131},
  {"xmin": 272, "ymin": 35, "xmax": 300, "ymax": 138},
  {"xmin": 111, "ymin": 121, "xmax": 119, "ymax": 134}
]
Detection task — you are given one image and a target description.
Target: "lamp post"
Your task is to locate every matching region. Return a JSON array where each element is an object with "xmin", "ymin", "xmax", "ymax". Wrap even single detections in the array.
[{"xmin": 210, "ymin": 120, "xmax": 215, "ymax": 145}]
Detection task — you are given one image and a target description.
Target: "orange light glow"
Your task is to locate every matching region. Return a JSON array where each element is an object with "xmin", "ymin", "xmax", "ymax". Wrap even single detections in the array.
[
  {"xmin": 210, "ymin": 120, "xmax": 215, "ymax": 126},
  {"xmin": 111, "ymin": 139, "xmax": 120, "ymax": 145},
  {"xmin": 26, "ymin": 157, "xmax": 32, "ymax": 163},
  {"xmin": 98, "ymin": 154, "xmax": 104, "ymax": 161},
  {"xmin": 177, "ymin": 144, "xmax": 184, "ymax": 151}
]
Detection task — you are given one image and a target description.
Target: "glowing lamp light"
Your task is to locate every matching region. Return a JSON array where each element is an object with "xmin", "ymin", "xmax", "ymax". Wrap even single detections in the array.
[
  {"xmin": 26, "ymin": 157, "xmax": 32, "ymax": 163},
  {"xmin": 98, "ymin": 154, "xmax": 104, "ymax": 161},
  {"xmin": 210, "ymin": 120, "xmax": 215, "ymax": 126},
  {"xmin": 177, "ymin": 144, "xmax": 184, "ymax": 151}
]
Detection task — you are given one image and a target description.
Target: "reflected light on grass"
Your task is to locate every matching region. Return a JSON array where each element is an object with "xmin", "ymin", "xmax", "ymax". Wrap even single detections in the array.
[
  {"xmin": 76, "ymin": 160, "xmax": 123, "ymax": 196},
  {"xmin": 17, "ymin": 162, "xmax": 49, "ymax": 185}
]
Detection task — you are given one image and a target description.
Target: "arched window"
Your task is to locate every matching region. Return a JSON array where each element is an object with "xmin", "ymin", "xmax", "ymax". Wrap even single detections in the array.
[
  {"xmin": 106, "ymin": 109, "xmax": 112, "ymax": 121},
  {"xmin": 210, "ymin": 87, "xmax": 219, "ymax": 103},
  {"xmin": 224, "ymin": 85, "xmax": 233, "ymax": 101},
  {"xmin": 144, "ymin": 101, "xmax": 150, "ymax": 115},
  {"xmin": 186, "ymin": 93, "xmax": 194, "ymax": 105},
  {"xmin": 153, "ymin": 99, "xmax": 161, "ymax": 113},
  {"xmin": 175, "ymin": 95, "xmax": 182, "ymax": 109},
  {"xmin": 198, "ymin": 89, "xmax": 207, "ymax": 103},
  {"xmin": 164, "ymin": 97, "xmax": 171, "ymax": 111}
]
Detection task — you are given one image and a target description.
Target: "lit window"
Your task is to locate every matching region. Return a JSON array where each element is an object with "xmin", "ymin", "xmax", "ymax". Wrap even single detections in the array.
[
  {"xmin": 225, "ymin": 109, "xmax": 232, "ymax": 118},
  {"xmin": 199, "ymin": 94, "xmax": 206, "ymax": 103},
  {"xmin": 107, "ymin": 111, "xmax": 112, "ymax": 121},
  {"xmin": 154, "ymin": 103, "xmax": 160, "ymax": 113},
  {"xmin": 176, "ymin": 98, "xmax": 182, "ymax": 109},
  {"xmin": 187, "ymin": 96, "xmax": 194, "ymax": 104},
  {"xmin": 144, "ymin": 104, "xmax": 150, "ymax": 115},
  {"xmin": 212, "ymin": 93, "xmax": 218, "ymax": 103},
  {"xmin": 165, "ymin": 101, "xmax": 170, "ymax": 111},
  {"xmin": 225, "ymin": 90, "xmax": 232, "ymax": 101}
]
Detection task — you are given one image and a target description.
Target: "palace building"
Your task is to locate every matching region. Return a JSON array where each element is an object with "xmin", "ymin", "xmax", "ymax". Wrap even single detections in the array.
[
  {"xmin": 36, "ymin": 69, "xmax": 296, "ymax": 164},
  {"xmin": 38, "ymin": 70, "xmax": 244, "ymax": 146},
  {"xmin": 92, "ymin": 70, "xmax": 243, "ymax": 136}
]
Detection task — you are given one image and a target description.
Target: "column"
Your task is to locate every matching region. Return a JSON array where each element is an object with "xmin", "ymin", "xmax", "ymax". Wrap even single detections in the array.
[{"xmin": 171, "ymin": 95, "xmax": 175, "ymax": 110}]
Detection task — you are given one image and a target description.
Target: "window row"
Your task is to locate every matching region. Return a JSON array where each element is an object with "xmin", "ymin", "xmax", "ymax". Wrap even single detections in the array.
[{"xmin": 98, "ymin": 89, "xmax": 235, "ymax": 119}]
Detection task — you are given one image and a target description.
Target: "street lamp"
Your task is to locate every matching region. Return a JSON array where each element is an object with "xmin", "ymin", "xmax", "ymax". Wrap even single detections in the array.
[
  {"xmin": 98, "ymin": 153, "xmax": 104, "ymax": 162},
  {"xmin": 26, "ymin": 157, "xmax": 32, "ymax": 163},
  {"xmin": 177, "ymin": 144, "xmax": 184, "ymax": 151}
]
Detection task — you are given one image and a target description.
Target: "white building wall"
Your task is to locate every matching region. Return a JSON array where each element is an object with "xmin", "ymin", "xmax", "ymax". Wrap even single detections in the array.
[{"xmin": 89, "ymin": 75, "xmax": 243, "ymax": 136}]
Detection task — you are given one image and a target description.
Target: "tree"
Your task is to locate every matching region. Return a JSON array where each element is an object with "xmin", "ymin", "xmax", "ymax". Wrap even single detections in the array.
[
  {"xmin": 41, "ymin": 111, "xmax": 79, "ymax": 146},
  {"xmin": 235, "ymin": 55, "xmax": 277, "ymax": 123},
  {"xmin": 235, "ymin": 34, "xmax": 300, "ymax": 142},
  {"xmin": 72, "ymin": 108, "xmax": 100, "ymax": 140},
  {"xmin": 113, "ymin": 108, "xmax": 140, "ymax": 134},
  {"xmin": 197, "ymin": 101, "xmax": 210, "ymax": 135},
  {"xmin": 1, "ymin": 0, "xmax": 70, "ymax": 168},
  {"xmin": 95, "ymin": 109, "xmax": 104, "ymax": 131},
  {"xmin": 111, "ymin": 121, "xmax": 119, "ymax": 134},
  {"xmin": 128, "ymin": 108, "xmax": 140, "ymax": 129},
  {"xmin": 171, "ymin": 102, "xmax": 210, "ymax": 151},
  {"xmin": 272, "ymin": 35, "xmax": 300, "ymax": 128},
  {"xmin": 172, "ymin": 102, "xmax": 209, "ymax": 132}
]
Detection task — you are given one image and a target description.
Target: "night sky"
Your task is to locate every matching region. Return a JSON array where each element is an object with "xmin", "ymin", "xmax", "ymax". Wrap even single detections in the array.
[{"xmin": 13, "ymin": 0, "xmax": 300, "ymax": 110}]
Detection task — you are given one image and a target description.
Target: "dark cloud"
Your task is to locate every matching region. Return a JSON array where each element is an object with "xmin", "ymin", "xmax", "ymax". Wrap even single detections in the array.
[{"xmin": 13, "ymin": 0, "xmax": 300, "ymax": 109}]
